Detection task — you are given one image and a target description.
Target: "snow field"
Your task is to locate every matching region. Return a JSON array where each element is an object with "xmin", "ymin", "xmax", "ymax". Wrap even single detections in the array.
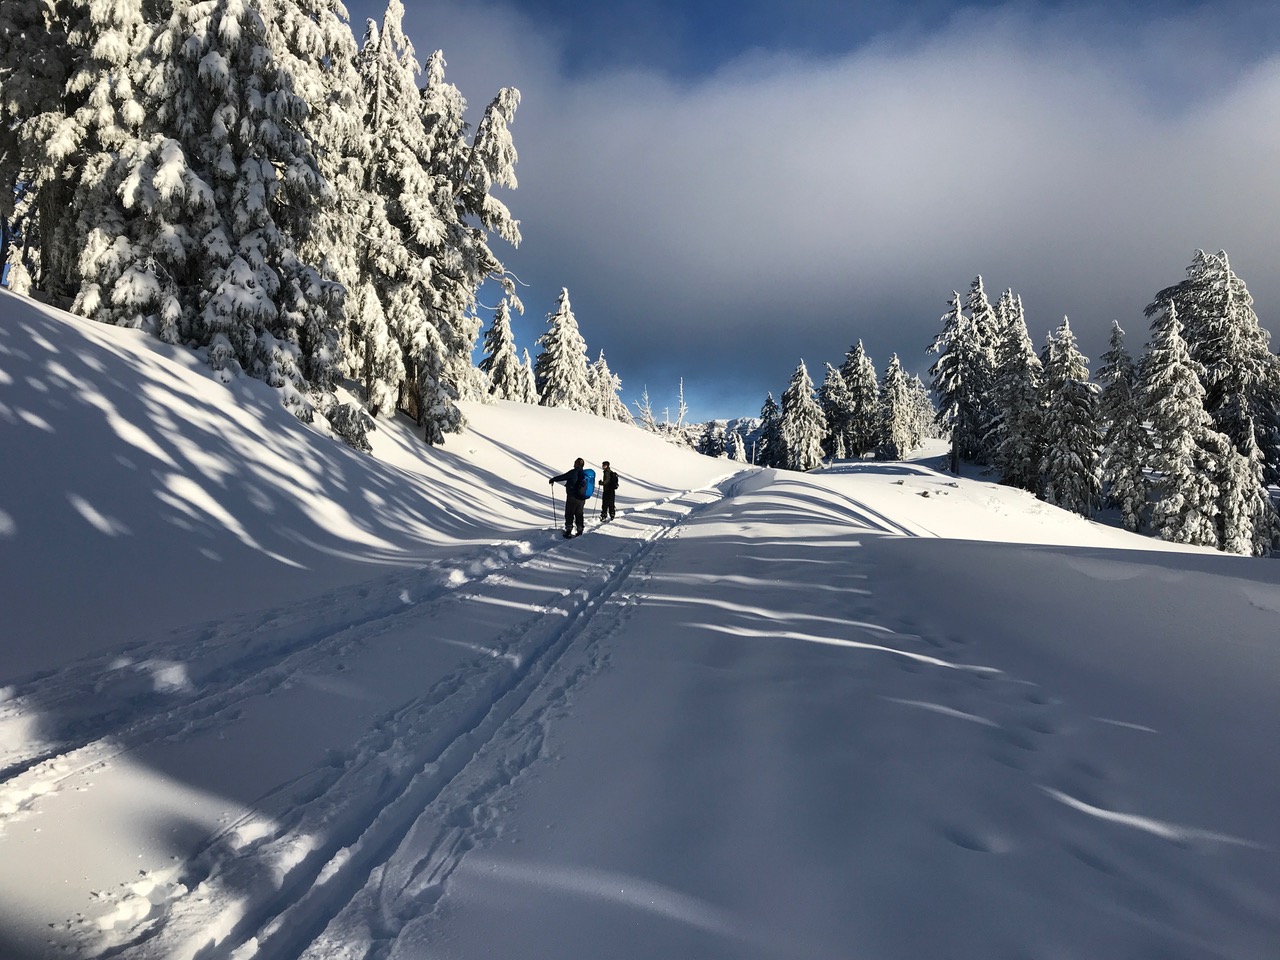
[{"xmin": 3, "ymin": 294, "xmax": 1279, "ymax": 959}]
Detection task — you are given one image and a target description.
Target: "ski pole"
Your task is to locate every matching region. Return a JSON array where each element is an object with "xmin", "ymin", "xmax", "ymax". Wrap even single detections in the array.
[{"xmin": 550, "ymin": 481, "xmax": 557, "ymax": 527}]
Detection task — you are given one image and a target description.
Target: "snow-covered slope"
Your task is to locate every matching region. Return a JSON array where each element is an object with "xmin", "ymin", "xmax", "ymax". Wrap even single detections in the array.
[
  {"xmin": 0, "ymin": 290, "xmax": 725, "ymax": 676},
  {"xmin": 2, "ymin": 291, "xmax": 1278, "ymax": 959}
]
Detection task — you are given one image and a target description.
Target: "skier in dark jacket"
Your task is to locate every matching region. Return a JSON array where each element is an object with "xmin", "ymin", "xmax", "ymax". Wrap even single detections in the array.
[
  {"xmin": 599, "ymin": 461, "xmax": 620, "ymax": 522},
  {"xmin": 549, "ymin": 457, "xmax": 589, "ymax": 538}
]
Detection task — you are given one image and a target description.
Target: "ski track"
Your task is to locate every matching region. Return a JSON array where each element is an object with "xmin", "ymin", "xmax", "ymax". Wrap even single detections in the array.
[
  {"xmin": 9, "ymin": 474, "xmax": 744, "ymax": 960},
  {"xmin": 0, "ymin": 540, "xmax": 547, "ymax": 829},
  {"xmin": 0, "ymin": 479, "xmax": 718, "ymax": 821}
]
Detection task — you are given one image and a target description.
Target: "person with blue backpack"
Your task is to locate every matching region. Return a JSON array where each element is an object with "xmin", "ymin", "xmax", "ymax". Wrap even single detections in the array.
[{"xmin": 549, "ymin": 457, "xmax": 594, "ymax": 538}]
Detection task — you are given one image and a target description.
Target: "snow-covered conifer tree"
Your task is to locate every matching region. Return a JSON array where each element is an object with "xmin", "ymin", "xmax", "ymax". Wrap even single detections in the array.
[
  {"xmin": 1140, "ymin": 301, "xmax": 1225, "ymax": 548},
  {"xmin": 1144, "ymin": 294, "xmax": 1279, "ymax": 554},
  {"xmin": 349, "ymin": 280, "xmax": 400, "ymax": 416},
  {"xmin": 966, "ymin": 276, "xmax": 1000, "ymax": 364},
  {"xmin": 1200, "ymin": 425, "xmax": 1277, "ymax": 556},
  {"xmin": 270, "ymin": 0, "xmax": 366, "ymax": 355},
  {"xmin": 757, "ymin": 393, "xmax": 784, "ymax": 468},
  {"xmin": 1147, "ymin": 250, "xmax": 1280, "ymax": 483},
  {"xmin": 418, "ymin": 50, "xmax": 522, "ymax": 415},
  {"xmin": 7, "ymin": 0, "xmax": 180, "ymax": 331},
  {"xmin": 698, "ymin": 421, "xmax": 727, "ymax": 458},
  {"xmin": 907, "ymin": 375, "xmax": 936, "ymax": 447},
  {"xmin": 26, "ymin": 0, "xmax": 160, "ymax": 315},
  {"xmin": 519, "ymin": 348, "xmax": 539, "ymax": 404},
  {"xmin": 354, "ymin": 5, "xmax": 448, "ymax": 437},
  {"xmin": 929, "ymin": 292, "xmax": 989, "ymax": 471},
  {"xmin": 257, "ymin": 0, "xmax": 367, "ymax": 395},
  {"xmin": 877, "ymin": 354, "xmax": 914, "ymax": 460},
  {"xmin": 479, "ymin": 299, "xmax": 525, "ymax": 401},
  {"xmin": 535, "ymin": 288, "xmax": 592, "ymax": 411},
  {"xmin": 347, "ymin": 7, "xmax": 519, "ymax": 442},
  {"xmin": 963, "ymin": 276, "xmax": 999, "ymax": 458},
  {"xmin": 70, "ymin": 0, "xmax": 343, "ymax": 418},
  {"xmin": 989, "ymin": 290, "xmax": 1045, "ymax": 492},
  {"xmin": 730, "ymin": 431, "xmax": 747, "ymax": 463},
  {"xmin": 0, "ymin": 0, "xmax": 63, "ymax": 284},
  {"xmin": 1096, "ymin": 321, "xmax": 1147, "ymax": 531},
  {"xmin": 819, "ymin": 363, "xmax": 855, "ymax": 460},
  {"xmin": 840, "ymin": 340, "xmax": 880, "ymax": 458},
  {"xmin": 589, "ymin": 351, "xmax": 632, "ymax": 422},
  {"xmin": 780, "ymin": 361, "xmax": 827, "ymax": 471},
  {"xmin": 1039, "ymin": 317, "xmax": 1101, "ymax": 516}
]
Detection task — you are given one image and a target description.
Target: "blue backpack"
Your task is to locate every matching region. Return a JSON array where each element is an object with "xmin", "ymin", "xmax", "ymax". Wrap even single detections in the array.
[{"xmin": 582, "ymin": 468, "xmax": 596, "ymax": 498}]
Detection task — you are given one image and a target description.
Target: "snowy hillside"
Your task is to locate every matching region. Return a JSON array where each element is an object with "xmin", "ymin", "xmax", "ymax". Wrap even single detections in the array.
[{"xmin": 2, "ymin": 290, "xmax": 1278, "ymax": 959}]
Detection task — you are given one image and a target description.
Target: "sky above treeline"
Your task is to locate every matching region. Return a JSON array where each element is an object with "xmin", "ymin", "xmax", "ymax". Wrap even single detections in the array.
[{"xmin": 344, "ymin": 0, "xmax": 1280, "ymax": 421}]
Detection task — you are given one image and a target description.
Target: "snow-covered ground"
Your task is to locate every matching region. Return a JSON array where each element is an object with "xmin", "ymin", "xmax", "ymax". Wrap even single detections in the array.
[{"xmin": 2, "ymin": 288, "xmax": 1278, "ymax": 959}]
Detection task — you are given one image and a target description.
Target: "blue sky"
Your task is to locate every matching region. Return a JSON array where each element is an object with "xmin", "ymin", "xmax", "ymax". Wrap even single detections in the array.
[{"xmin": 346, "ymin": 0, "xmax": 1280, "ymax": 422}]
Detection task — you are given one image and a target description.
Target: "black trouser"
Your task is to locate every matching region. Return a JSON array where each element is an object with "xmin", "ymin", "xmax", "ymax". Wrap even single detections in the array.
[
  {"xmin": 600, "ymin": 489, "xmax": 616, "ymax": 520},
  {"xmin": 564, "ymin": 495, "xmax": 585, "ymax": 535}
]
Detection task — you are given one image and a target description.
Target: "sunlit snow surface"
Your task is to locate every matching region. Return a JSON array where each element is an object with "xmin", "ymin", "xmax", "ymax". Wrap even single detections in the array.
[{"xmin": 1, "ymin": 290, "xmax": 1277, "ymax": 959}]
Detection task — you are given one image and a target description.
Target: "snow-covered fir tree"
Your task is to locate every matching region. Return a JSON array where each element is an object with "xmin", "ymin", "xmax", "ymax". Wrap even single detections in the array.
[
  {"xmin": 965, "ymin": 275, "xmax": 1001, "ymax": 367},
  {"xmin": 963, "ymin": 276, "xmax": 999, "ymax": 459},
  {"xmin": 697, "ymin": 421, "xmax": 727, "ymax": 458},
  {"xmin": 32, "ymin": 0, "xmax": 156, "ymax": 317},
  {"xmin": 417, "ymin": 50, "xmax": 521, "ymax": 408},
  {"xmin": 349, "ymin": 279, "xmax": 401, "ymax": 416},
  {"xmin": 258, "ymin": 0, "xmax": 368, "ymax": 395},
  {"xmin": 989, "ymin": 290, "xmax": 1045, "ymax": 492},
  {"xmin": 273, "ymin": 0, "xmax": 367, "ymax": 384},
  {"xmin": 589, "ymin": 351, "xmax": 632, "ymax": 422},
  {"xmin": 353, "ymin": 3, "xmax": 444, "ymax": 435},
  {"xmin": 142, "ymin": 0, "xmax": 343, "ymax": 416},
  {"xmin": 1140, "ymin": 301, "xmax": 1230, "ymax": 549},
  {"xmin": 839, "ymin": 340, "xmax": 880, "ymax": 458},
  {"xmin": 1147, "ymin": 250, "xmax": 1280, "ymax": 483},
  {"xmin": 1096, "ymin": 321, "xmax": 1148, "ymax": 531},
  {"xmin": 519, "ymin": 348, "xmax": 539, "ymax": 404},
  {"xmin": 1199, "ymin": 425, "xmax": 1277, "ymax": 556},
  {"xmin": 819, "ymin": 363, "xmax": 855, "ymax": 460},
  {"xmin": 1143, "ymin": 293, "xmax": 1276, "ymax": 554},
  {"xmin": 1039, "ymin": 318, "xmax": 1101, "ymax": 516},
  {"xmin": 780, "ymin": 361, "xmax": 827, "ymax": 471},
  {"xmin": 756, "ymin": 393, "xmax": 784, "ymax": 468},
  {"xmin": 41, "ymin": 0, "xmax": 353, "ymax": 415},
  {"xmin": 729, "ymin": 431, "xmax": 748, "ymax": 463},
  {"xmin": 906, "ymin": 375, "xmax": 936, "ymax": 449},
  {"xmin": 0, "ymin": 0, "xmax": 64, "ymax": 286},
  {"xmin": 929, "ymin": 292, "xmax": 989, "ymax": 471},
  {"xmin": 479, "ymin": 299, "xmax": 527, "ymax": 400},
  {"xmin": 877, "ymin": 354, "xmax": 914, "ymax": 460},
  {"xmin": 534, "ymin": 288, "xmax": 592, "ymax": 411}
]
